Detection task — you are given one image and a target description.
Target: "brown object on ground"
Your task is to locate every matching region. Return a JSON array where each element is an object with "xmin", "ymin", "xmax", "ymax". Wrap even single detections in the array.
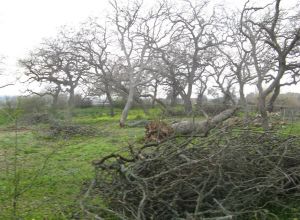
[{"xmin": 145, "ymin": 120, "xmax": 174, "ymax": 142}]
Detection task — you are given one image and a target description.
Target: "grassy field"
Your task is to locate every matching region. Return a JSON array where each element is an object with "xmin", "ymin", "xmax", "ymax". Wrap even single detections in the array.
[
  {"xmin": 0, "ymin": 107, "xmax": 161, "ymax": 219},
  {"xmin": 0, "ymin": 106, "xmax": 299, "ymax": 219}
]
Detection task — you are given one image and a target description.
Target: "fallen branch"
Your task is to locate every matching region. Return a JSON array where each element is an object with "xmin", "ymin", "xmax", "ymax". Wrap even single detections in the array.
[{"xmin": 171, "ymin": 107, "xmax": 238, "ymax": 135}]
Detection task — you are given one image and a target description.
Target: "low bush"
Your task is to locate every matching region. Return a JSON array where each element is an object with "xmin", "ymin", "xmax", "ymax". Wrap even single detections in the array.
[
  {"xmin": 45, "ymin": 121, "xmax": 98, "ymax": 139},
  {"xmin": 20, "ymin": 113, "xmax": 53, "ymax": 125},
  {"xmin": 74, "ymin": 94, "xmax": 93, "ymax": 108},
  {"xmin": 164, "ymin": 105, "xmax": 186, "ymax": 116},
  {"xmin": 197, "ymin": 103, "xmax": 229, "ymax": 116},
  {"xmin": 17, "ymin": 96, "xmax": 50, "ymax": 113}
]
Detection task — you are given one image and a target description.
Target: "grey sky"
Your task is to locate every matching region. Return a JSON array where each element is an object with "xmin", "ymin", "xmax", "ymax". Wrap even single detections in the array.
[
  {"xmin": 0, "ymin": 0, "xmax": 299, "ymax": 96},
  {"xmin": 0, "ymin": 0, "xmax": 109, "ymax": 95}
]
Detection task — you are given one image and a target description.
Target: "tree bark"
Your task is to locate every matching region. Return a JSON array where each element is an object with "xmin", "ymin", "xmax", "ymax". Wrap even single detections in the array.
[
  {"xmin": 196, "ymin": 93, "xmax": 204, "ymax": 107},
  {"xmin": 68, "ymin": 87, "xmax": 75, "ymax": 109},
  {"xmin": 239, "ymin": 84, "xmax": 246, "ymax": 108},
  {"xmin": 151, "ymin": 80, "xmax": 158, "ymax": 108},
  {"xmin": 51, "ymin": 85, "xmax": 61, "ymax": 110},
  {"xmin": 134, "ymin": 96, "xmax": 149, "ymax": 115},
  {"xmin": 120, "ymin": 86, "xmax": 135, "ymax": 127},
  {"xmin": 181, "ymin": 94, "xmax": 193, "ymax": 115},
  {"xmin": 267, "ymin": 85, "xmax": 280, "ymax": 113},
  {"xmin": 141, "ymin": 94, "xmax": 171, "ymax": 114},
  {"xmin": 106, "ymin": 91, "xmax": 115, "ymax": 117},
  {"xmin": 170, "ymin": 89, "xmax": 178, "ymax": 107},
  {"xmin": 258, "ymin": 95, "xmax": 269, "ymax": 130},
  {"xmin": 184, "ymin": 99, "xmax": 193, "ymax": 115},
  {"xmin": 52, "ymin": 94, "xmax": 59, "ymax": 110},
  {"xmin": 65, "ymin": 86, "xmax": 75, "ymax": 121},
  {"xmin": 171, "ymin": 107, "xmax": 238, "ymax": 135}
]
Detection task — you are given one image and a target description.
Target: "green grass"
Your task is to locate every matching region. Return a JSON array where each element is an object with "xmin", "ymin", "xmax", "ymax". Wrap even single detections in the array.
[
  {"xmin": 0, "ymin": 107, "xmax": 299, "ymax": 219},
  {"xmin": 0, "ymin": 107, "xmax": 147, "ymax": 219},
  {"xmin": 280, "ymin": 122, "xmax": 300, "ymax": 136},
  {"xmin": 0, "ymin": 109, "xmax": 13, "ymax": 127}
]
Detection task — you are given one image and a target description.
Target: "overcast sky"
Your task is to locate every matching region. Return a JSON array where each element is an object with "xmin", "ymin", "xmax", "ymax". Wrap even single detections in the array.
[
  {"xmin": 0, "ymin": 0, "xmax": 110, "ymax": 95},
  {"xmin": 0, "ymin": 0, "xmax": 299, "ymax": 96}
]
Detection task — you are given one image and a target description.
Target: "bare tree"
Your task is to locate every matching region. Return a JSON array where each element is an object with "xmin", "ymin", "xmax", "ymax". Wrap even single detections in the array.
[
  {"xmin": 149, "ymin": 78, "xmax": 160, "ymax": 108},
  {"xmin": 209, "ymin": 58, "xmax": 237, "ymax": 106},
  {"xmin": 20, "ymin": 32, "xmax": 90, "ymax": 110},
  {"xmin": 195, "ymin": 74, "xmax": 209, "ymax": 107},
  {"xmin": 240, "ymin": 0, "xmax": 300, "ymax": 128},
  {"xmin": 154, "ymin": 0, "xmax": 224, "ymax": 114},
  {"xmin": 67, "ymin": 19, "xmax": 116, "ymax": 116},
  {"xmin": 218, "ymin": 12, "xmax": 254, "ymax": 109},
  {"xmin": 0, "ymin": 57, "xmax": 14, "ymax": 90},
  {"xmin": 110, "ymin": 0, "xmax": 167, "ymax": 126},
  {"xmin": 25, "ymin": 83, "xmax": 62, "ymax": 109}
]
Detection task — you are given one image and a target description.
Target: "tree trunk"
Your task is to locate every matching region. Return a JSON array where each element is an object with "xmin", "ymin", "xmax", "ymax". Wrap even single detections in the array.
[
  {"xmin": 120, "ymin": 86, "xmax": 135, "ymax": 127},
  {"xmin": 141, "ymin": 94, "xmax": 171, "ymax": 114},
  {"xmin": 239, "ymin": 85, "xmax": 246, "ymax": 109},
  {"xmin": 182, "ymin": 95, "xmax": 193, "ymax": 115},
  {"xmin": 66, "ymin": 86, "xmax": 75, "ymax": 121},
  {"xmin": 267, "ymin": 85, "xmax": 280, "ymax": 113},
  {"xmin": 134, "ymin": 96, "xmax": 149, "ymax": 115},
  {"xmin": 196, "ymin": 93, "xmax": 204, "ymax": 107},
  {"xmin": 51, "ymin": 85, "xmax": 61, "ymax": 110},
  {"xmin": 52, "ymin": 93, "xmax": 59, "ymax": 110},
  {"xmin": 238, "ymin": 84, "xmax": 249, "ymax": 121},
  {"xmin": 68, "ymin": 87, "xmax": 75, "ymax": 109},
  {"xmin": 170, "ymin": 89, "xmax": 178, "ymax": 107},
  {"xmin": 152, "ymin": 81, "xmax": 158, "ymax": 108},
  {"xmin": 172, "ymin": 107, "xmax": 238, "ymax": 135},
  {"xmin": 106, "ymin": 91, "xmax": 115, "ymax": 117},
  {"xmin": 223, "ymin": 91, "xmax": 235, "ymax": 106},
  {"xmin": 258, "ymin": 95, "xmax": 269, "ymax": 130},
  {"xmin": 185, "ymin": 81, "xmax": 194, "ymax": 115}
]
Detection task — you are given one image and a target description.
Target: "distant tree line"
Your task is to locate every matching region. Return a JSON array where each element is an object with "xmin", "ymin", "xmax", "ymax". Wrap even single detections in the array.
[{"xmin": 18, "ymin": 0, "xmax": 300, "ymax": 129}]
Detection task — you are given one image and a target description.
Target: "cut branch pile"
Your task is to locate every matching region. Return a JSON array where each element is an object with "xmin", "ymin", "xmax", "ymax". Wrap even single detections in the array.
[
  {"xmin": 88, "ymin": 130, "xmax": 300, "ymax": 220},
  {"xmin": 20, "ymin": 113, "xmax": 52, "ymax": 125},
  {"xmin": 44, "ymin": 122, "xmax": 98, "ymax": 139}
]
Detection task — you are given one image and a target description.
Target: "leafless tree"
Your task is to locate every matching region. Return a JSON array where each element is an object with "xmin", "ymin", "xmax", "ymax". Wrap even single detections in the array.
[
  {"xmin": 66, "ymin": 19, "xmax": 117, "ymax": 116},
  {"xmin": 148, "ymin": 78, "xmax": 160, "ymax": 108},
  {"xmin": 208, "ymin": 58, "xmax": 237, "ymax": 106},
  {"xmin": 110, "ymin": 0, "xmax": 167, "ymax": 126},
  {"xmin": 240, "ymin": 0, "xmax": 300, "ymax": 128},
  {"xmin": 24, "ymin": 83, "xmax": 62, "ymax": 109},
  {"xmin": 20, "ymin": 32, "xmax": 90, "ymax": 109},
  {"xmin": 15, "ymin": 0, "xmax": 300, "ymax": 132},
  {"xmin": 154, "ymin": 0, "xmax": 224, "ymax": 114},
  {"xmin": 218, "ymin": 12, "xmax": 254, "ymax": 109},
  {"xmin": 0, "ymin": 57, "xmax": 14, "ymax": 90},
  {"xmin": 195, "ymin": 74, "xmax": 209, "ymax": 107}
]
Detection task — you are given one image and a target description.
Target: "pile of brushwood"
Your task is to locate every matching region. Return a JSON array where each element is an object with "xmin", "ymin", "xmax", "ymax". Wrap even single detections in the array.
[
  {"xmin": 20, "ymin": 113, "xmax": 53, "ymax": 125},
  {"xmin": 85, "ymin": 129, "xmax": 300, "ymax": 220},
  {"xmin": 41, "ymin": 121, "xmax": 98, "ymax": 139}
]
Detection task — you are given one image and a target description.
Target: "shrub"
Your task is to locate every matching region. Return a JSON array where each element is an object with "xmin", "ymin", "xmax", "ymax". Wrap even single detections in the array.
[
  {"xmin": 74, "ymin": 94, "xmax": 93, "ymax": 108},
  {"xmin": 44, "ymin": 121, "xmax": 97, "ymax": 139},
  {"xmin": 165, "ymin": 105, "xmax": 186, "ymax": 116},
  {"xmin": 17, "ymin": 96, "xmax": 50, "ymax": 113},
  {"xmin": 113, "ymin": 98, "xmax": 126, "ymax": 108},
  {"xmin": 197, "ymin": 103, "xmax": 229, "ymax": 116},
  {"xmin": 20, "ymin": 113, "xmax": 53, "ymax": 125}
]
